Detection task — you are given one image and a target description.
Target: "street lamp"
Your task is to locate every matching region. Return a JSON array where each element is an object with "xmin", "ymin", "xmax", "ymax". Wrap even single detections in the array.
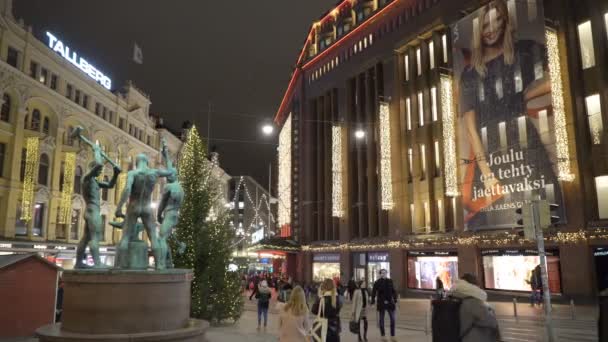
[
  {"xmin": 262, "ymin": 124, "xmax": 274, "ymax": 136},
  {"xmin": 355, "ymin": 129, "xmax": 366, "ymax": 140}
]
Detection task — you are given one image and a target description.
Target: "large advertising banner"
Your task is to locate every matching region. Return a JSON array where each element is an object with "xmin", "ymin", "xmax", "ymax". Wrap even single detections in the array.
[{"xmin": 452, "ymin": 0, "xmax": 565, "ymax": 230}]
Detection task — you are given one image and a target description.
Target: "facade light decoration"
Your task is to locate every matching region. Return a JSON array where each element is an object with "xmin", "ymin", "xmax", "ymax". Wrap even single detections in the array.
[
  {"xmin": 379, "ymin": 101, "xmax": 394, "ymax": 210},
  {"xmin": 21, "ymin": 137, "xmax": 40, "ymax": 221},
  {"xmin": 546, "ymin": 29, "xmax": 574, "ymax": 182},
  {"xmin": 58, "ymin": 152, "xmax": 76, "ymax": 224},
  {"xmin": 278, "ymin": 114, "xmax": 292, "ymax": 226},
  {"xmin": 332, "ymin": 125, "xmax": 344, "ymax": 217},
  {"xmin": 440, "ymin": 74, "xmax": 458, "ymax": 196}
]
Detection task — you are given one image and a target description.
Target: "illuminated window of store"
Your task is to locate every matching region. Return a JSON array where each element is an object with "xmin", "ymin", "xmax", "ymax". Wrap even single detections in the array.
[
  {"xmin": 408, "ymin": 148, "xmax": 413, "ymax": 181},
  {"xmin": 437, "ymin": 199, "xmax": 445, "ymax": 231},
  {"xmin": 420, "ymin": 144, "xmax": 426, "ymax": 179},
  {"xmin": 429, "ymin": 41, "xmax": 435, "ymax": 70},
  {"xmin": 498, "ymin": 121, "xmax": 507, "ymax": 150},
  {"xmin": 595, "ymin": 176, "xmax": 608, "ymax": 219},
  {"xmin": 418, "ymin": 92, "xmax": 424, "ymax": 126},
  {"xmin": 416, "ymin": 48, "xmax": 422, "ymax": 75},
  {"xmin": 404, "ymin": 55, "xmax": 410, "ymax": 81},
  {"xmin": 585, "ymin": 94, "xmax": 603, "ymax": 144},
  {"xmin": 434, "ymin": 140, "xmax": 441, "ymax": 177},
  {"xmin": 517, "ymin": 116, "xmax": 527, "ymax": 148},
  {"xmin": 33, "ymin": 203, "xmax": 45, "ymax": 237},
  {"xmin": 410, "ymin": 203, "xmax": 416, "ymax": 230},
  {"xmin": 441, "ymin": 34, "xmax": 448, "ymax": 63},
  {"xmin": 431, "ymin": 86, "xmax": 438, "ymax": 121},
  {"xmin": 577, "ymin": 21, "xmax": 596, "ymax": 69},
  {"xmin": 406, "ymin": 97, "xmax": 412, "ymax": 130},
  {"xmin": 423, "ymin": 201, "xmax": 430, "ymax": 230}
]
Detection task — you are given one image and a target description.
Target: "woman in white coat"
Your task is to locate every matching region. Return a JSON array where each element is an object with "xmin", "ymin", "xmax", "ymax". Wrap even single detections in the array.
[{"xmin": 351, "ymin": 280, "xmax": 370, "ymax": 342}]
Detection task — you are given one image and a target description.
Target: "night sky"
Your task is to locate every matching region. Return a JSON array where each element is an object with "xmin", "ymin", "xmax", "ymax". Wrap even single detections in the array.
[{"xmin": 15, "ymin": 0, "xmax": 331, "ymax": 188}]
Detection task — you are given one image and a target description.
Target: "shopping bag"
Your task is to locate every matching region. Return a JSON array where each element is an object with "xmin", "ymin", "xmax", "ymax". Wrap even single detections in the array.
[
  {"xmin": 311, "ymin": 298, "xmax": 328, "ymax": 342},
  {"xmin": 349, "ymin": 320, "xmax": 360, "ymax": 334}
]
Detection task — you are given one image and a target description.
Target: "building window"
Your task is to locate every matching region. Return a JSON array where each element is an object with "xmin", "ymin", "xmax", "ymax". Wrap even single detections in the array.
[
  {"xmin": 410, "ymin": 203, "xmax": 416, "ymax": 230},
  {"xmin": 1, "ymin": 93, "xmax": 10, "ymax": 122},
  {"xmin": 442, "ymin": 34, "xmax": 448, "ymax": 63},
  {"xmin": 30, "ymin": 61, "xmax": 38, "ymax": 78},
  {"xmin": 406, "ymin": 97, "xmax": 412, "ymax": 130},
  {"xmin": 434, "ymin": 140, "xmax": 441, "ymax": 177},
  {"xmin": 7, "ymin": 46, "xmax": 18, "ymax": 68},
  {"xmin": 577, "ymin": 21, "xmax": 596, "ymax": 69},
  {"xmin": 404, "ymin": 54, "xmax": 410, "ymax": 81},
  {"xmin": 66, "ymin": 84, "xmax": 73, "ymax": 99},
  {"xmin": 0, "ymin": 143, "xmax": 5, "ymax": 177},
  {"xmin": 423, "ymin": 201, "xmax": 430, "ymax": 229},
  {"xmin": 74, "ymin": 166, "xmax": 83, "ymax": 194},
  {"xmin": 102, "ymin": 176, "xmax": 109, "ymax": 201},
  {"xmin": 420, "ymin": 144, "xmax": 426, "ymax": 178},
  {"xmin": 109, "ymin": 111, "xmax": 114, "ymax": 123},
  {"xmin": 147, "ymin": 135, "xmax": 151, "ymax": 146},
  {"xmin": 24, "ymin": 114, "xmax": 28, "ymax": 129},
  {"xmin": 498, "ymin": 121, "xmax": 507, "ymax": 149},
  {"xmin": 74, "ymin": 90, "xmax": 81, "ymax": 104},
  {"xmin": 129, "ymin": 124, "xmax": 133, "ymax": 135},
  {"xmin": 42, "ymin": 117, "xmax": 50, "ymax": 135},
  {"xmin": 596, "ymin": 176, "xmax": 608, "ymax": 219},
  {"xmin": 408, "ymin": 148, "xmax": 413, "ymax": 180},
  {"xmin": 438, "ymin": 199, "xmax": 445, "ymax": 231},
  {"xmin": 38, "ymin": 154, "xmax": 50, "ymax": 185},
  {"xmin": 20, "ymin": 148, "xmax": 26, "ymax": 182},
  {"xmin": 31, "ymin": 109, "xmax": 41, "ymax": 131},
  {"xmin": 15, "ymin": 203, "xmax": 27, "ymax": 236},
  {"xmin": 70, "ymin": 209, "xmax": 80, "ymax": 240},
  {"xmin": 56, "ymin": 208, "xmax": 66, "ymax": 239},
  {"xmin": 518, "ymin": 116, "xmax": 528, "ymax": 147},
  {"xmin": 95, "ymin": 103, "xmax": 101, "ymax": 115},
  {"xmin": 416, "ymin": 47, "xmax": 422, "ymax": 75},
  {"xmin": 431, "ymin": 86, "xmax": 438, "ymax": 121},
  {"xmin": 83, "ymin": 95, "xmax": 89, "ymax": 109},
  {"xmin": 102, "ymin": 107, "xmax": 107, "ymax": 120},
  {"xmin": 39, "ymin": 68, "xmax": 48, "ymax": 84},
  {"xmin": 428, "ymin": 41, "xmax": 435, "ymax": 70},
  {"xmin": 119, "ymin": 117, "xmax": 125, "ymax": 130},
  {"xmin": 50, "ymin": 74, "xmax": 58, "ymax": 90},
  {"xmin": 585, "ymin": 94, "xmax": 603, "ymax": 144},
  {"xmin": 33, "ymin": 203, "xmax": 45, "ymax": 237},
  {"xmin": 418, "ymin": 92, "xmax": 424, "ymax": 126},
  {"xmin": 101, "ymin": 215, "xmax": 106, "ymax": 242}
]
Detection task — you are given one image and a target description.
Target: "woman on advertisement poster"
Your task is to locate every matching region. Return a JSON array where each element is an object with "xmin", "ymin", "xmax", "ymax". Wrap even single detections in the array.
[{"xmin": 454, "ymin": 0, "xmax": 563, "ymax": 228}]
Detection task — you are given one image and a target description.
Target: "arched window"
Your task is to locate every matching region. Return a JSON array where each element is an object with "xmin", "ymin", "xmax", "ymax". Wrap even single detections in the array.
[
  {"xmin": 74, "ymin": 166, "xmax": 83, "ymax": 194},
  {"xmin": 31, "ymin": 109, "xmax": 41, "ymax": 131},
  {"xmin": 42, "ymin": 117, "xmax": 50, "ymax": 135},
  {"xmin": 102, "ymin": 175, "xmax": 109, "ymax": 201},
  {"xmin": 38, "ymin": 154, "xmax": 50, "ymax": 185},
  {"xmin": 1, "ymin": 94, "xmax": 10, "ymax": 122}
]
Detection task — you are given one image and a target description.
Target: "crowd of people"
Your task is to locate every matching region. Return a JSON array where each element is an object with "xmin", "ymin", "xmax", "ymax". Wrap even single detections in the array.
[{"xmin": 243, "ymin": 269, "xmax": 502, "ymax": 342}]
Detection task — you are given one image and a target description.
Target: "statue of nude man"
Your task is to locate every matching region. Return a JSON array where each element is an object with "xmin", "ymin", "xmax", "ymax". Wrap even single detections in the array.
[
  {"xmin": 115, "ymin": 153, "xmax": 172, "ymax": 270},
  {"xmin": 73, "ymin": 128, "xmax": 121, "ymax": 269},
  {"xmin": 157, "ymin": 139, "xmax": 184, "ymax": 269}
]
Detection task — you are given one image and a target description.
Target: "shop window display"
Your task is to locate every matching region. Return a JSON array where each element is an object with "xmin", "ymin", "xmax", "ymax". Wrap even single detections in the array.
[
  {"xmin": 313, "ymin": 263, "xmax": 341, "ymax": 283},
  {"xmin": 482, "ymin": 250, "xmax": 561, "ymax": 293},
  {"xmin": 407, "ymin": 252, "xmax": 458, "ymax": 290}
]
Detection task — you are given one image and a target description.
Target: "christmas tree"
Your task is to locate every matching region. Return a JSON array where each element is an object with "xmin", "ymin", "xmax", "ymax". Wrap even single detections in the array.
[{"xmin": 171, "ymin": 126, "xmax": 243, "ymax": 322}]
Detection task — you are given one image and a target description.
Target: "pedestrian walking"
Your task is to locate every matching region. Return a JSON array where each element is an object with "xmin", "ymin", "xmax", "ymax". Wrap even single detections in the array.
[
  {"xmin": 351, "ymin": 280, "xmax": 370, "ymax": 342},
  {"xmin": 252, "ymin": 279, "xmax": 272, "ymax": 331},
  {"xmin": 371, "ymin": 269, "xmax": 397, "ymax": 341},
  {"xmin": 450, "ymin": 273, "xmax": 501, "ymax": 342},
  {"xmin": 278, "ymin": 286, "xmax": 311, "ymax": 342},
  {"xmin": 312, "ymin": 278, "xmax": 343, "ymax": 342},
  {"xmin": 347, "ymin": 277, "xmax": 357, "ymax": 301}
]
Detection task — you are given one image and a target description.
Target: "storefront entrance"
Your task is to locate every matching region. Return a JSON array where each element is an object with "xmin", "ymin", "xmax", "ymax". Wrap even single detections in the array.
[
  {"xmin": 482, "ymin": 249, "xmax": 562, "ymax": 294},
  {"xmin": 407, "ymin": 251, "xmax": 458, "ymax": 290},
  {"xmin": 351, "ymin": 252, "xmax": 390, "ymax": 285}
]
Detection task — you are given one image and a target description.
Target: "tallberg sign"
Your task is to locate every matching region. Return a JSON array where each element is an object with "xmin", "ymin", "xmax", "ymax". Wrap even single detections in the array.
[{"xmin": 46, "ymin": 32, "xmax": 112, "ymax": 90}]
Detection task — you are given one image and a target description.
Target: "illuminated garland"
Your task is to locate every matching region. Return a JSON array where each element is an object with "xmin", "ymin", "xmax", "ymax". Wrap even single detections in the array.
[
  {"xmin": 546, "ymin": 29, "xmax": 574, "ymax": 182},
  {"xmin": 379, "ymin": 102, "xmax": 394, "ymax": 210},
  {"xmin": 440, "ymin": 75, "xmax": 458, "ymax": 196},
  {"xmin": 21, "ymin": 137, "xmax": 40, "ymax": 221},
  {"xmin": 278, "ymin": 114, "xmax": 292, "ymax": 225},
  {"xmin": 332, "ymin": 125, "xmax": 344, "ymax": 217},
  {"xmin": 300, "ymin": 229, "xmax": 608, "ymax": 252},
  {"xmin": 58, "ymin": 152, "xmax": 76, "ymax": 224}
]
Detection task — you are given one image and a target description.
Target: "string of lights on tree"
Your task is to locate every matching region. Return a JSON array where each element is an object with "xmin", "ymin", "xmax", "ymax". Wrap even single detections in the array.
[{"xmin": 21, "ymin": 137, "xmax": 40, "ymax": 221}]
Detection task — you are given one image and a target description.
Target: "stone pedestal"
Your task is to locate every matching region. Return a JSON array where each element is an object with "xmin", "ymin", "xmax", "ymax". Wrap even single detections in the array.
[
  {"xmin": 128, "ymin": 240, "xmax": 149, "ymax": 270},
  {"xmin": 36, "ymin": 269, "xmax": 208, "ymax": 342}
]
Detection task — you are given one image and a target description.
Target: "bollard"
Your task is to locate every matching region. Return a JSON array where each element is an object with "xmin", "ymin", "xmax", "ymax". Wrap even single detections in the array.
[
  {"xmin": 513, "ymin": 297, "xmax": 518, "ymax": 322},
  {"xmin": 570, "ymin": 299, "xmax": 575, "ymax": 320}
]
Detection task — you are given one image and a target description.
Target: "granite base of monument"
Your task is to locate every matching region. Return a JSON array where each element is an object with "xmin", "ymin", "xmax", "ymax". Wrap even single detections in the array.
[{"xmin": 36, "ymin": 269, "xmax": 208, "ymax": 342}]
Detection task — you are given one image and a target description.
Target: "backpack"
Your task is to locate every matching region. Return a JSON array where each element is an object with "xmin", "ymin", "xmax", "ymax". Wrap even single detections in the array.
[{"xmin": 431, "ymin": 297, "xmax": 472, "ymax": 342}]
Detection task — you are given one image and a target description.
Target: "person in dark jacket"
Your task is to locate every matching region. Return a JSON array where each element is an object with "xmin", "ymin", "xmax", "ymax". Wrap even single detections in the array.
[
  {"xmin": 371, "ymin": 269, "xmax": 397, "ymax": 341},
  {"xmin": 347, "ymin": 277, "xmax": 357, "ymax": 301},
  {"xmin": 435, "ymin": 276, "xmax": 445, "ymax": 299},
  {"xmin": 312, "ymin": 278, "xmax": 342, "ymax": 342}
]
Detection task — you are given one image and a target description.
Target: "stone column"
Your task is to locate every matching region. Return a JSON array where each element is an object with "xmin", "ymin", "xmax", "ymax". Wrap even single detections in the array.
[{"xmin": 1, "ymin": 107, "xmax": 27, "ymax": 237}]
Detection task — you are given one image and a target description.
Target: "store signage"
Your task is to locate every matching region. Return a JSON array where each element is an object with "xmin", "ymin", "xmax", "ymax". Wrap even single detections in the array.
[
  {"xmin": 368, "ymin": 252, "xmax": 389, "ymax": 262},
  {"xmin": 594, "ymin": 248, "xmax": 608, "ymax": 257},
  {"xmin": 481, "ymin": 249, "xmax": 558, "ymax": 257},
  {"xmin": 408, "ymin": 251, "xmax": 458, "ymax": 257},
  {"xmin": 452, "ymin": 2, "xmax": 565, "ymax": 230},
  {"xmin": 33, "ymin": 244, "xmax": 48, "ymax": 250},
  {"xmin": 45, "ymin": 32, "xmax": 112, "ymax": 90},
  {"xmin": 313, "ymin": 253, "xmax": 340, "ymax": 263},
  {"xmin": 252, "ymin": 229, "xmax": 264, "ymax": 244},
  {"xmin": 55, "ymin": 246, "xmax": 67, "ymax": 250},
  {"xmin": 0, "ymin": 243, "xmax": 12, "ymax": 248}
]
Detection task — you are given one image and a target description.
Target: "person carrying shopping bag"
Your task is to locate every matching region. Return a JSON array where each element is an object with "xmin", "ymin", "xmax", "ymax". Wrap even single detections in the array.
[
  {"xmin": 312, "ymin": 278, "xmax": 342, "ymax": 342},
  {"xmin": 350, "ymin": 280, "xmax": 370, "ymax": 342},
  {"xmin": 278, "ymin": 286, "xmax": 311, "ymax": 342}
]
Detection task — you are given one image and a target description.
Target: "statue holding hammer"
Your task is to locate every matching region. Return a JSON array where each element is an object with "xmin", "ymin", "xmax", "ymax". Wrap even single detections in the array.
[{"xmin": 71, "ymin": 126, "xmax": 122, "ymax": 268}]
